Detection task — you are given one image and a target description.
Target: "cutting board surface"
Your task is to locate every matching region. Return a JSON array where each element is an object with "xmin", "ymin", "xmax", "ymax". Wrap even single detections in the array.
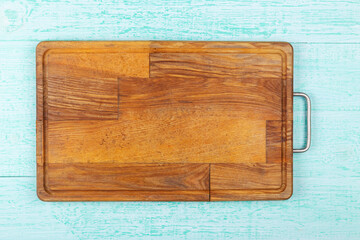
[{"xmin": 36, "ymin": 41, "xmax": 293, "ymax": 201}]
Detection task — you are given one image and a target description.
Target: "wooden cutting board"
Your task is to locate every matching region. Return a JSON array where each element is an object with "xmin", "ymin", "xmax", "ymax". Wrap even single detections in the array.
[{"xmin": 36, "ymin": 41, "xmax": 293, "ymax": 201}]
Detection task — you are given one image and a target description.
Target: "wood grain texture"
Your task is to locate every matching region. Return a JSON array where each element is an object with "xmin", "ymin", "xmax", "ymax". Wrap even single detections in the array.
[
  {"xmin": 119, "ymin": 76, "xmax": 282, "ymax": 119},
  {"xmin": 266, "ymin": 120, "xmax": 283, "ymax": 163},
  {"xmin": 3, "ymin": 42, "xmax": 360, "ymax": 177},
  {"xmin": 45, "ymin": 163, "xmax": 210, "ymax": 191},
  {"xmin": 44, "ymin": 51, "xmax": 149, "ymax": 120},
  {"xmin": 36, "ymin": 41, "xmax": 292, "ymax": 201},
  {"xmin": 1, "ymin": 0, "xmax": 360, "ymax": 237},
  {"xmin": 46, "ymin": 120, "xmax": 266, "ymax": 164},
  {"xmin": 1, "ymin": 1, "xmax": 359, "ymax": 42},
  {"xmin": 210, "ymin": 121, "xmax": 293, "ymax": 201},
  {"xmin": 46, "ymin": 76, "xmax": 119, "ymax": 120},
  {"xmin": 210, "ymin": 163, "xmax": 282, "ymax": 190},
  {"xmin": 2, "ymin": 176, "xmax": 360, "ymax": 239},
  {"xmin": 150, "ymin": 53, "xmax": 282, "ymax": 79}
]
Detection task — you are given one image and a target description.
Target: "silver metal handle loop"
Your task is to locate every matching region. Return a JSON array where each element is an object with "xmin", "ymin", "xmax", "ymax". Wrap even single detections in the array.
[{"xmin": 293, "ymin": 92, "xmax": 311, "ymax": 153}]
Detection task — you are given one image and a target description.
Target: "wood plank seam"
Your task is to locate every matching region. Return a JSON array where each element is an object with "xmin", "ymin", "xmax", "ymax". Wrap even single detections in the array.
[{"xmin": 36, "ymin": 41, "xmax": 293, "ymax": 201}]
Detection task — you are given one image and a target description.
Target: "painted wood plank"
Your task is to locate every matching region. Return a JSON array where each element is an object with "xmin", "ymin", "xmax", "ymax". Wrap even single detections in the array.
[
  {"xmin": 0, "ymin": 176, "xmax": 359, "ymax": 239},
  {"xmin": 0, "ymin": 1, "xmax": 359, "ymax": 42}
]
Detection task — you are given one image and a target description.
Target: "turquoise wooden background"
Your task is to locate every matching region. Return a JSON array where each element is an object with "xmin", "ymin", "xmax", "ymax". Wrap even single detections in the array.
[{"xmin": 0, "ymin": 0, "xmax": 359, "ymax": 239}]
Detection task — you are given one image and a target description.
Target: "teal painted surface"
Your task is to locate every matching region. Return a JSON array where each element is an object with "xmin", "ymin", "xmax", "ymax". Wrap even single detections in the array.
[{"xmin": 0, "ymin": 0, "xmax": 359, "ymax": 239}]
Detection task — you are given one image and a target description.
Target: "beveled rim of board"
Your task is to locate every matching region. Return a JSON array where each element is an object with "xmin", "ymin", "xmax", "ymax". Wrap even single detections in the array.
[{"xmin": 36, "ymin": 41, "xmax": 293, "ymax": 201}]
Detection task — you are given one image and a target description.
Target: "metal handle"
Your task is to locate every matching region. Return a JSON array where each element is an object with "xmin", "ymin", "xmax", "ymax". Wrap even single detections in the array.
[{"xmin": 293, "ymin": 92, "xmax": 311, "ymax": 153}]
